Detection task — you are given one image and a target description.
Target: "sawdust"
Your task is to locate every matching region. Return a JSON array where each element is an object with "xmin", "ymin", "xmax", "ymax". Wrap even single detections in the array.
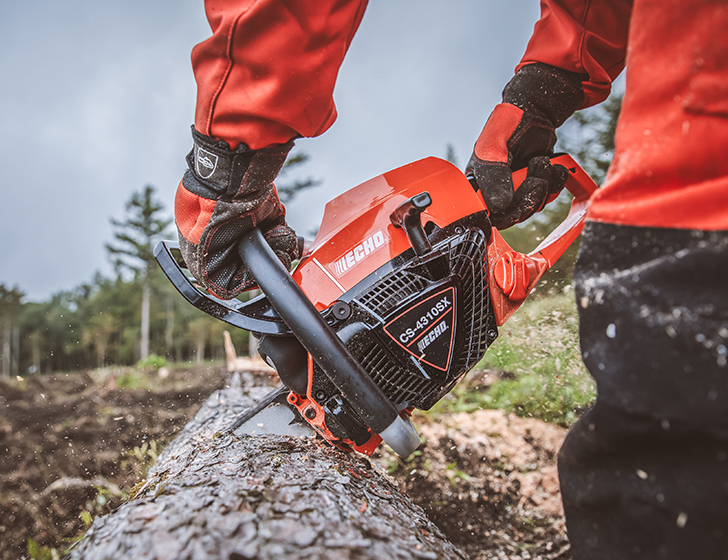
[{"xmin": 0, "ymin": 366, "xmax": 226, "ymax": 560}]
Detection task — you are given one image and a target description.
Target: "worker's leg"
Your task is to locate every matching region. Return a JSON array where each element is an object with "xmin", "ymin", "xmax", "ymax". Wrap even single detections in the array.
[{"xmin": 559, "ymin": 221, "xmax": 728, "ymax": 560}]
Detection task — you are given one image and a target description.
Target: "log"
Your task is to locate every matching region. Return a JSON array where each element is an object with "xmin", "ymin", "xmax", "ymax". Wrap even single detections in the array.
[{"xmin": 68, "ymin": 371, "xmax": 465, "ymax": 560}]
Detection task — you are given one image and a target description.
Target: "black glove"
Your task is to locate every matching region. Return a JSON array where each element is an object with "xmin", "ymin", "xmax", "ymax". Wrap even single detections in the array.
[
  {"xmin": 175, "ymin": 127, "xmax": 298, "ymax": 299},
  {"xmin": 467, "ymin": 63, "xmax": 584, "ymax": 229}
]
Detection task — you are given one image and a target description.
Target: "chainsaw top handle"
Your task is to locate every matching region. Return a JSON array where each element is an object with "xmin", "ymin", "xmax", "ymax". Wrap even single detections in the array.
[{"xmin": 236, "ymin": 229, "xmax": 420, "ymax": 458}]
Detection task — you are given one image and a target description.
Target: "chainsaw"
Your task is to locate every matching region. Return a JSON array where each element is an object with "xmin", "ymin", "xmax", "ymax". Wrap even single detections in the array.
[{"xmin": 155, "ymin": 154, "xmax": 597, "ymax": 458}]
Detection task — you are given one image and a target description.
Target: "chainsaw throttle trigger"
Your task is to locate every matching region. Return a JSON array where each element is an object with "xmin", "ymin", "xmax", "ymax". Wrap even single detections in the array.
[{"xmin": 390, "ymin": 191, "xmax": 433, "ymax": 256}]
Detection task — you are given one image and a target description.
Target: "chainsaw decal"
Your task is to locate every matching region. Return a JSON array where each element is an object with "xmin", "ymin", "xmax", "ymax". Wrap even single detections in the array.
[
  {"xmin": 331, "ymin": 230, "xmax": 389, "ymax": 278},
  {"xmin": 383, "ymin": 287, "xmax": 457, "ymax": 373}
]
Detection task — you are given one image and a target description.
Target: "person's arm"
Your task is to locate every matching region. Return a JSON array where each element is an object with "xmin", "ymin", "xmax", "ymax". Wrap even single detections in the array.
[
  {"xmin": 175, "ymin": 0, "xmax": 368, "ymax": 299},
  {"xmin": 468, "ymin": 0, "xmax": 632, "ymax": 229},
  {"xmin": 518, "ymin": 0, "xmax": 632, "ymax": 109},
  {"xmin": 192, "ymin": 0, "xmax": 369, "ymax": 150}
]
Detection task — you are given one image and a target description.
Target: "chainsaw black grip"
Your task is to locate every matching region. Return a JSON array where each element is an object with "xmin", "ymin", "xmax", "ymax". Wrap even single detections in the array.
[{"xmin": 237, "ymin": 229, "xmax": 400, "ymax": 436}]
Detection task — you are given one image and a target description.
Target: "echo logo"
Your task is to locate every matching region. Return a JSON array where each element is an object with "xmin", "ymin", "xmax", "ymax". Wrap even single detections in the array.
[{"xmin": 332, "ymin": 231, "xmax": 388, "ymax": 277}]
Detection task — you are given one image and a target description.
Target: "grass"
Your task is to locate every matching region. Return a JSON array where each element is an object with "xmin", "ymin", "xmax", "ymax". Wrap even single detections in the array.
[{"xmin": 428, "ymin": 290, "xmax": 596, "ymax": 427}]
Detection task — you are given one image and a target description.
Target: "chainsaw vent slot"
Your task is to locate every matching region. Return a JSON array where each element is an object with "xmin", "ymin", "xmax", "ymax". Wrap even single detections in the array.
[
  {"xmin": 359, "ymin": 344, "xmax": 438, "ymax": 406},
  {"xmin": 357, "ymin": 271, "xmax": 429, "ymax": 319}
]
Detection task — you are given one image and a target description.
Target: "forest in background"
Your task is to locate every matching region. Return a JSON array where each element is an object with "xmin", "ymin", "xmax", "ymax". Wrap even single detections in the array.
[
  {"xmin": 0, "ymin": 153, "xmax": 321, "ymax": 377},
  {"xmin": 0, "ymin": 95, "xmax": 620, "ymax": 378}
]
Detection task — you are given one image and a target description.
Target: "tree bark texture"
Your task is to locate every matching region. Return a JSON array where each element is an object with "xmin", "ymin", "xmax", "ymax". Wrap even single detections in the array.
[{"xmin": 69, "ymin": 372, "xmax": 465, "ymax": 560}]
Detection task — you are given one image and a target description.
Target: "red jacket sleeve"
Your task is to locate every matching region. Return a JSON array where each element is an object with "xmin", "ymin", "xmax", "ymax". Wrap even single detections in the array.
[
  {"xmin": 192, "ymin": 0, "xmax": 368, "ymax": 150},
  {"xmin": 517, "ymin": 0, "xmax": 633, "ymax": 108}
]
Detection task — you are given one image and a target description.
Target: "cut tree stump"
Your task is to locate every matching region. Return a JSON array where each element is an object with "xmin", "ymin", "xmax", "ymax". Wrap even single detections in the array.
[{"xmin": 68, "ymin": 371, "xmax": 465, "ymax": 560}]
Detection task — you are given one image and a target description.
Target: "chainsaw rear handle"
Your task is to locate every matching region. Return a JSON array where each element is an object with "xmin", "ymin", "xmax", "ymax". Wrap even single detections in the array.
[
  {"xmin": 520, "ymin": 153, "xmax": 597, "ymax": 264},
  {"xmin": 237, "ymin": 229, "xmax": 420, "ymax": 457},
  {"xmin": 485, "ymin": 153, "xmax": 599, "ymax": 325}
]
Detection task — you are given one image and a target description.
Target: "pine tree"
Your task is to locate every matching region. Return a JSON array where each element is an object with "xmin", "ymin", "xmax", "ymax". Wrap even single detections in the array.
[
  {"xmin": 275, "ymin": 152, "xmax": 321, "ymax": 204},
  {"xmin": 106, "ymin": 186, "xmax": 171, "ymax": 362}
]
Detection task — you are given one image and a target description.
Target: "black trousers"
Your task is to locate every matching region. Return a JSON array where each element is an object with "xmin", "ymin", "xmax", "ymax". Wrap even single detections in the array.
[{"xmin": 560, "ymin": 222, "xmax": 728, "ymax": 559}]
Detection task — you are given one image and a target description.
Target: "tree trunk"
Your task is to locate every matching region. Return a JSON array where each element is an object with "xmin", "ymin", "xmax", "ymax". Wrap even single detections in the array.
[
  {"xmin": 248, "ymin": 289, "xmax": 260, "ymax": 358},
  {"xmin": 2, "ymin": 317, "xmax": 10, "ymax": 378},
  {"xmin": 96, "ymin": 337, "xmax": 107, "ymax": 369},
  {"xmin": 140, "ymin": 276, "xmax": 150, "ymax": 362},
  {"xmin": 12, "ymin": 325, "xmax": 19, "ymax": 377},
  {"xmin": 165, "ymin": 295, "xmax": 174, "ymax": 361},
  {"xmin": 195, "ymin": 338, "xmax": 205, "ymax": 364},
  {"xmin": 68, "ymin": 373, "xmax": 465, "ymax": 560},
  {"xmin": 31, "ymin": 333, "xmax": 41, "ymax": 375}
]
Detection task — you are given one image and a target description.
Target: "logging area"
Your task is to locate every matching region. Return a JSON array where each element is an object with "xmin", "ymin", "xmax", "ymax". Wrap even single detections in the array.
[{"xmin": 1, "ymin": 355, "xmax": 574, "ymax": 560}]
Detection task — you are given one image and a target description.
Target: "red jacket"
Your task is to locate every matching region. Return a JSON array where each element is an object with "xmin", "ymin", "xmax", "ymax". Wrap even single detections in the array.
[
  {"xmin": 192, "ymin": 0, "xmax": 367, "ymax": 151},
  {"xmin": 191, "ymin": 0, "xmax": 728, "ymax": 231}
]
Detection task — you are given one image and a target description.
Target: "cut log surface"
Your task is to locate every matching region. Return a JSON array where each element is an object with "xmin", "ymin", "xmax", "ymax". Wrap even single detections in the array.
[{"xmin": 69, "ymin": 372, "xmax": 465, "ymax": 560}]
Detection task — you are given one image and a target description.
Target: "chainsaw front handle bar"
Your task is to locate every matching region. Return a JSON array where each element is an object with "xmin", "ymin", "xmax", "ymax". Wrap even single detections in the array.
[
  {"xmin": 154, "ymin": 240, "xmax": 290, "ymax": 335},
  {"xmin": 237, "ymin": 229, "xmax": 420, "ymax": 457}
]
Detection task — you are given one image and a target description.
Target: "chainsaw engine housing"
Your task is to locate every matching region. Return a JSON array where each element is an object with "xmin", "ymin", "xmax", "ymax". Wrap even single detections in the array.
[{"xmin": 257, "ymin": 158, "xmax": 499, "ymax": 452}]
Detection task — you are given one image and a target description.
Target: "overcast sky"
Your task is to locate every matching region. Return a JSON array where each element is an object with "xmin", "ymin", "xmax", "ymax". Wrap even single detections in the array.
[{"xmin": 0, "ymin": 1, "xmax": 545, "ymax": 301}]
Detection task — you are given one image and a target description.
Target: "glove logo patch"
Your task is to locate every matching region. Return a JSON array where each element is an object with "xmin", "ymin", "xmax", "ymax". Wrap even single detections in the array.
[{"xmin": 195, "ymin": 147, "xmax": 219, "ymax": 179}]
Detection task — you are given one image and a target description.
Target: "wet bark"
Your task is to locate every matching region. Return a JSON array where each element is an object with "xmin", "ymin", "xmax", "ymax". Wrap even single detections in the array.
[{"xmin": 69, "ymin": 372, "xmax": 465, "ymax": 560}]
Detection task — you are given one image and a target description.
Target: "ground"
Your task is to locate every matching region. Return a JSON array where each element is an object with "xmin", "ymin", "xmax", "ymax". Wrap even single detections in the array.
[{"xmin": 0, "ymin": 365, "xmax": 571, "ymax": 560}]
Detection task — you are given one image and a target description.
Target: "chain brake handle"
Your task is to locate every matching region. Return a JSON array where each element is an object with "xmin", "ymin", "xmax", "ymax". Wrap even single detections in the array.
[{"xmin": 485, "ymin": 154, "xmax": 598, "ymax": 325}]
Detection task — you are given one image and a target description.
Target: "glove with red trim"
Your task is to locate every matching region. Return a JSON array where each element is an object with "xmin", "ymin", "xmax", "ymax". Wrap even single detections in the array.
[
  {"xmin": 467, "ymin": 63, "xmax": 585, "ymax": 229},
  {"xmin": 174, "ymin": 128, "xmax": 298, "ymax": 299}
]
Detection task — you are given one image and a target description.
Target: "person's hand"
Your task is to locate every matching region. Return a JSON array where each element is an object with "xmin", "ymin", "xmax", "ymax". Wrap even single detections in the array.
[
  {"xmin": 467, "ymin": 63, "xmax": 584, "ymax": 229},
  {"xmin": 174, "ymin": 128, "xmax": 298, "ymax": 299}
]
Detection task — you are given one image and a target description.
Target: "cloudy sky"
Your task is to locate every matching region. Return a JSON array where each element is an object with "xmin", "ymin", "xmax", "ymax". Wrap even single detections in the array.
[{"xmin": 0, "ymin": 1, "xmax": 545, "ymax": 300}]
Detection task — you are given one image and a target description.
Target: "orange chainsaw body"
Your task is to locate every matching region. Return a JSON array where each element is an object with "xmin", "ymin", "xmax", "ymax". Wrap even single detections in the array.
[{"xmin": 284, "ymin": 154, "xmax": 597, "ymax": 454}]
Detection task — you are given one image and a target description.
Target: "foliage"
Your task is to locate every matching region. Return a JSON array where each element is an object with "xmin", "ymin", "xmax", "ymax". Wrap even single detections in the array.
[
  {"xmin": 105, "ymin": 185, "xmax": 171, "ymax": 277},
  {"xmin": 444, "ymin": 143, "xmax": 460, "ymax": 168},
  {"xmin": 27, "ymin": 538, "xmax": 60, "ymax": 560},
  {"xmin": 137, "ymin": 354, "xmax": 167, "ymax": 370},
  {"xmin": 429, "ymin": 292, "xmax": 595, "ymax": 427},
  {"xmin": 123, "ymin": 440, "xmax": 160, "ymax": 478},
  {"xmin": 276, "ymin": 151, "xmax": 321, "ymax": 204},
  {"xmin": 558, "ymin": 92, "xmax": 623, "ymax": 185}
]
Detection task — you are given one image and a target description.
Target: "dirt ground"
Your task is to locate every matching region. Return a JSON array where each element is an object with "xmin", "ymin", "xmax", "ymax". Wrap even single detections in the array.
[
  {"xmin": 377, "ymin": 409, "xmax": 570, "ymax": 560},
  {"xmin": 0, "ymin": 366, "xmax": 570, "ymax": 560}
]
